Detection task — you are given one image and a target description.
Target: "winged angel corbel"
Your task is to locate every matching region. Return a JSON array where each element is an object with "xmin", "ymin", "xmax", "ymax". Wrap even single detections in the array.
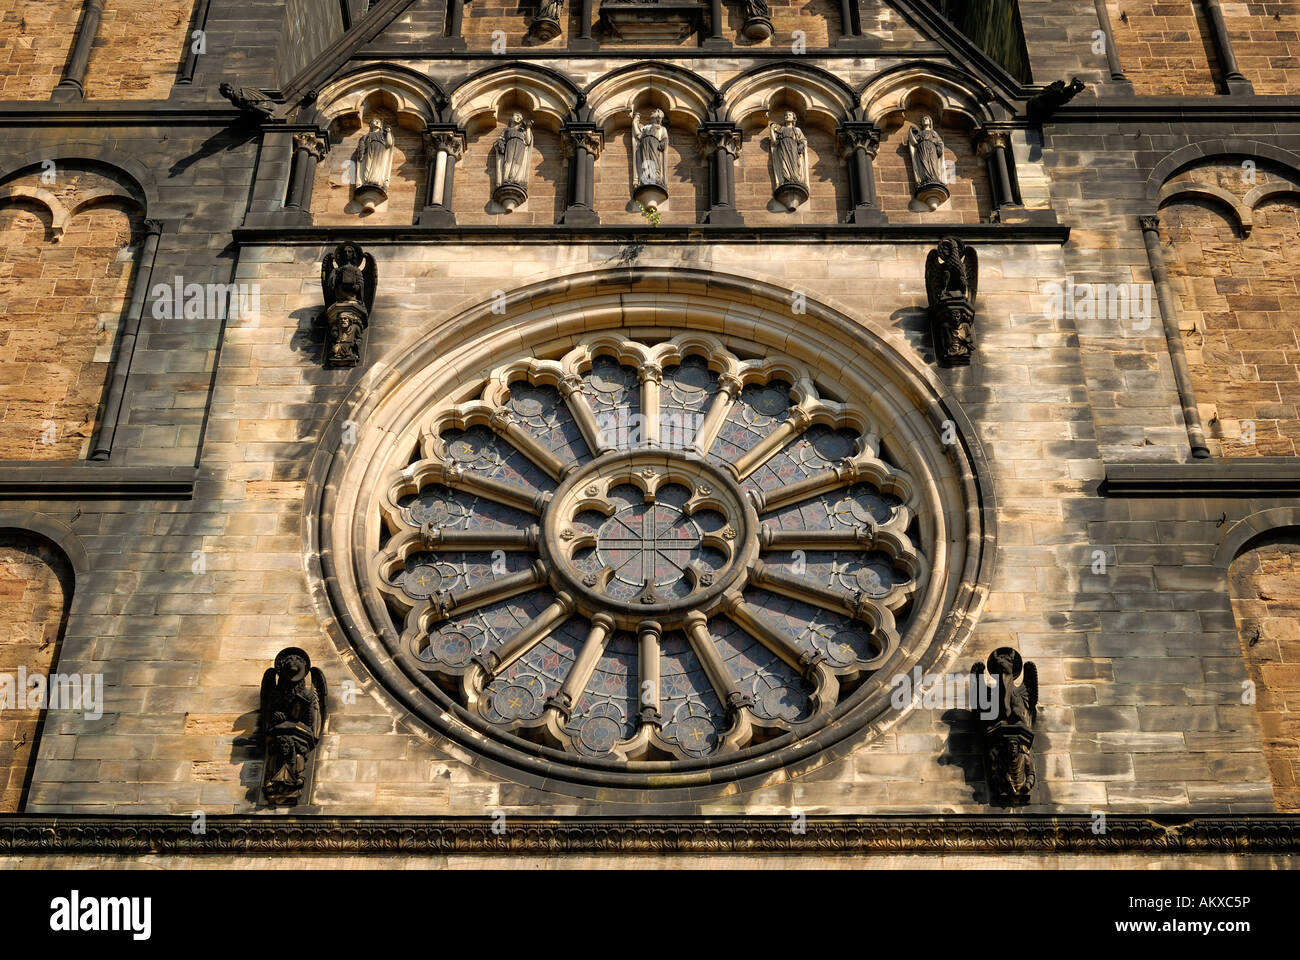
[
  {"xmin": 924, "ymin": 237, "xmax": 978, "ymax": 365},
  {"xmin": 321, "ymin": 240, "xmax": 378, "ymax": 367}
]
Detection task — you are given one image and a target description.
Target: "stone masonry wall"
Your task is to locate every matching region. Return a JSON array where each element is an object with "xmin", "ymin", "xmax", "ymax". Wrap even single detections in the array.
[
  {"xmin": 1229, "ymin": 536, "xmax": 1300, "ymax": 811},
  {"xmin": 0, "ymin": 532, "xmax": 72, "ymax": 812},
  {"xmin": 0, "ymin": 169, "xmax": 145, "ymax": 461},
  {"xmin": 17, "ymin": 237, "xmax": 1278, "ymax": 816}
]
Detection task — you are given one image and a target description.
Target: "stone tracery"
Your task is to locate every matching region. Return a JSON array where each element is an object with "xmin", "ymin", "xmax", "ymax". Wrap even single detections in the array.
[{"xmin": 370, "ymin": 332, "xmax": 927, "ymax": 764}]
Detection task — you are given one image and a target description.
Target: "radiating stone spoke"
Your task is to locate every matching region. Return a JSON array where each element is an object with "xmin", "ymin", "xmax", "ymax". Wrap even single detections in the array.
[
  {"xmin": 421, "ymin": 524, "xmax": 540, "ymax": 551},
  {"xmin": 473, "ymin": 591, "xmax": 575, "ymax": 678},
  {"xmin": 691, "ymin": 372, "xmax": 742, "ymax": 455},
  {"xmin": 547, "ymin": 612, "xmax": 616, "ymax": 718},
  {"xmin": 559, "ymin": 373, "xmax": 615, "ymax": 455},
  {"xmin": 424, "ymin": 559, "xmax": 549, "ymax": 625},
  {"xmin": 683, "ymin": 611, "xmax": 754, "ymax": 719},
  {"xmin": 487, "ymin": 407, "xmax": 573, "ymax": 481},
  {"xmin": 420, "ymin": 459, "xmax": 550, "ymax": 515}
]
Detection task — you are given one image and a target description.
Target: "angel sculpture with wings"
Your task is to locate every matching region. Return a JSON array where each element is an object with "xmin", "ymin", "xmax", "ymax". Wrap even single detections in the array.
[
  {"xmin": 259, "ymin": 647, "xmax": 327, "ymax": 806},
  {"xmin": 321, "ymin": 240, "xmax": 378, "ymax": 367},
  {"xmin": 972, "ymin": 647, "xmax": 1038, "ymax": 805},
  {"xmin": 924, "ymin": 236, "xmax": 978, "ymax": 365}
]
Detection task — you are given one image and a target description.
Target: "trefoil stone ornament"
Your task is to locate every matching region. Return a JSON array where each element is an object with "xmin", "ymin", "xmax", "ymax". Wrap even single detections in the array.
[
  {"xmin": 493, "ymin": 112, "xmax": 534, "ymax": 213},
  {"xmin": 631, "ymin": 106, "xmax": 669, "ymax": 212},
  {"xmin": 258, "ymin": 647, "xmax": 327, "ymax": 806},
  {"xmin": 907, "ymin": 114, "xmax": 949, "ymax": 211},
  {"xmin": 321, "ymin": 240, "xmax": 378, "ymax": 368},
  {"xmin": 351, "ymin": 117, "xmax": 395, "ymax": 212},
  {"xmin": 924, "ymin": 237, "xmax": 978, "ymax": 365},
  {"xmin": 769, "ymin": 110, "xmax": 809, "ymax": 211},
  {"xmin": 972, "ymin": 647, "xmax": 1038, "ymax": 806}
]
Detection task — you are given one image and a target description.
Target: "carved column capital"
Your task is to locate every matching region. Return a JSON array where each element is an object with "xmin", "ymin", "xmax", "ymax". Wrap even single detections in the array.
[
  {"xmin": 698, "ymin": 126, "xmax": 741, "ymax": 158},
  {"xmin": 563, "ymin": 127, "xmax": 603, "ymax": 160},
  {"xmin": 973, "ymin": 128, "xmax": 1011, "ymax": 157},
  {"xmin": 1139, "ymin": 214, "xmax": 1161, "ymax": 233},
  {"xmin": 425, "ymin": 129, "xmax": 466, "ymax": 159},
  {"xmin": 717, "ymin": 372, "xmax": 743, "ymax": 398},
  {"xmin": 292, "ymin": 131, "xmax": 328, "ymax": 160},
  {"xmin": 836, "ymin": 122, "xmax": 881, "ymax": 158}
]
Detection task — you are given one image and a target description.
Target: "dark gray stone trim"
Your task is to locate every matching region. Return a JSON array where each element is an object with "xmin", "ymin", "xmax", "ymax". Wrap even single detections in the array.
[
  {"xmin": 1052, "ymin": 100, "xmax": 1300, "ymax": 123},
  {"xmin": 0, "ymin": 107, "xmax": 245, "ymax": 124},
  {"xmin": 232, "ymin": 223, "xmax": 1070, "ymax": 244},
  {"xmin": 351, "ymin": 45, "xmax": 951, "ymax": 60},
  {"xmin": 0, "ymin": 815, "xmax": 1298, "ymax": 854},
  {"xmin": 1104, "ymin": 461, "xmax": 1300, "ymax": 497},
  {"xmin": 0, "ymin": 466, "xmax": 197, "ymax": 500}
]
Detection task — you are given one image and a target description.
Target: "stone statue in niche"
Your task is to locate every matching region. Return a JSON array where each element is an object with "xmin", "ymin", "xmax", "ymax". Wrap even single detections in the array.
[
  {"xmin": 769, "ymin": 111, "xmax": 810, "ymax": 211},
  {"xmin": 493, "ymin": 112, "xmax": 534, "ymax": 213},
  {"xmin": 740, "ymin": 0, "xmax": 773, "ymax": 40},
  {"xmin": 258, "ymin": 647, "xmax": 327, "ymax": 806},
  {"xmin": 528, "ymin": 0, "xmax": 564, "ymax": 41},
  {"xmin": 351, "ymin": 117, "xmax": 396, "ymax": 212},
  {"xmin": 925, "ymin": 236, "xmax": 978, "ymax": 365},
  {"xmin": 972, "ymin": 647, "xmax": 1038, "ymax": 806},
  {"xmin": 631, "ymin": 106, "xmax": 669, "ymax": 212},
  {"xmin": 907, "ymin": 114, "xmax": 950, "ymax": 211},
  {"xmin": 321, "ymin": 240, "xmax": 378, "ymax": 367}
]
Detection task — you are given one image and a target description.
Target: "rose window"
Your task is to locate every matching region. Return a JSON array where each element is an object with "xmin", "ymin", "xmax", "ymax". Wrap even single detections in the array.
[{"xmin": 369, "ymin": 332, "xmax": 935, "ymax": 768}]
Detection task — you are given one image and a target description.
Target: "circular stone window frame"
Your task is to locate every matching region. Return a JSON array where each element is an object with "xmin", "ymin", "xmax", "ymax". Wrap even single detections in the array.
[{"xmin": 307, "ymin": 267, "xmax": 996, "ymax": 799}]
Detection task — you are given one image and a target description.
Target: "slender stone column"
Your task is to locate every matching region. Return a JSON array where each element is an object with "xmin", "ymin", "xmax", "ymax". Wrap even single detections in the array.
[
  {"xmin": 92, "ymin": 220, "xmax": 164, "ymax": 460},
  {"xmin": 561, "ymin": 126, "xmax": 602, "ymax": 225},
  {"xmin": 1138, "ymin": 215, "xmax": 1211, "ymax": 459},
  {"xmin": 1092, "ymin": 0, "xmax": 1133, "ymax": 93},
  {"xmin": 281, "ymin": 132, "xmax": 328, "ymax": 224},
  {"xmin": 417, "ymin": 127, "xmax": 465, "ymax": 226},
  {"xmin": 446, "ymin": 0, "xmax": 468, "ymax": 49},
  {"xmin": 975, "ymin": 130, "xmax": 1020, "ymax": 211},
  {"xmin": 837, "ymin": 122, "xmax": 885, "ymax": 225},
  {"xmin": 699, "ymin": 125, "xmax": 743, "ymax": 226},
  {"xmin": 1199, "ymin": 0, "xmax": 1253, "ymax": 94},
  {"xmin": 178, "ymin": 0, "xmax": 213, "ymax": 84},
  {"xmin": 53, "ymin": 0, "xmax": 105, "ymax": 101},
  {"xmin": 702, "ymin": 0, "xmax": 730, "ymax": 48},
  {"xmin": 571, "ymin": 0, "xmax": 597, "ymax": 50},
  {"xmin": 637, "ymin": 620, "xmax": 664, "ymax": 729},
  {"xmin": 835, "ymin": 0, "xmax": 863, "ymax": 46}
]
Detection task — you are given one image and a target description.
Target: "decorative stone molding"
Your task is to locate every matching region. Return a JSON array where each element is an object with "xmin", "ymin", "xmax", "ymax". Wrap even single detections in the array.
[{"xmin": 3, "ymin": 816, "xmax": 1299, "ymax": 854}]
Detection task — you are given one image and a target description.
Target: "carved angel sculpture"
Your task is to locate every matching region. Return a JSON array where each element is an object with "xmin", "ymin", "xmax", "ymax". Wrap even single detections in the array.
[
  {"xmin": 972, "ymin": 647, "xmax": 1038, "ymax": 806},
  {"xmin": 259, "ymin": 647, "xmax": 327, "ymax": 806},
  {"xmin": 321, "ymin": 241, "xmax": 378, "ymax": 367},
  {"xmin": 925, "ymin": 237, "xmax": 978, "ymax": 365}
]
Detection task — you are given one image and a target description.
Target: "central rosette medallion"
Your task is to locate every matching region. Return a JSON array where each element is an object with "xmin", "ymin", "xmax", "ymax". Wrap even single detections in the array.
[{"xmin": 543, "ymin": 453, "xmax": 758, "ymax": 628}]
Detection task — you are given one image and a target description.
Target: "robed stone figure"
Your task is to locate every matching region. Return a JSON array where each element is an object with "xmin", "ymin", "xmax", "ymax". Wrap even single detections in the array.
[
  {"xmin": 631, "ymin": 107, "xmax": 669, "ymax": 210},
  {"xmin": 493, "ymin": 112, "xmax": 534, "ymax": 213},
  {"xmin": 907, "ymin": 114, "xmax": 949, "ymax": 210},
  {"xmin": 259, "ymin": 647, "xmax": 327, "ymax": 806},
  {"xmin": 770, "ymin": 110, "xmax": 809, "ymax": 211},
  {"xmin": 352, "ymin": 117, "xmax": 395, "ymax": 211}
]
